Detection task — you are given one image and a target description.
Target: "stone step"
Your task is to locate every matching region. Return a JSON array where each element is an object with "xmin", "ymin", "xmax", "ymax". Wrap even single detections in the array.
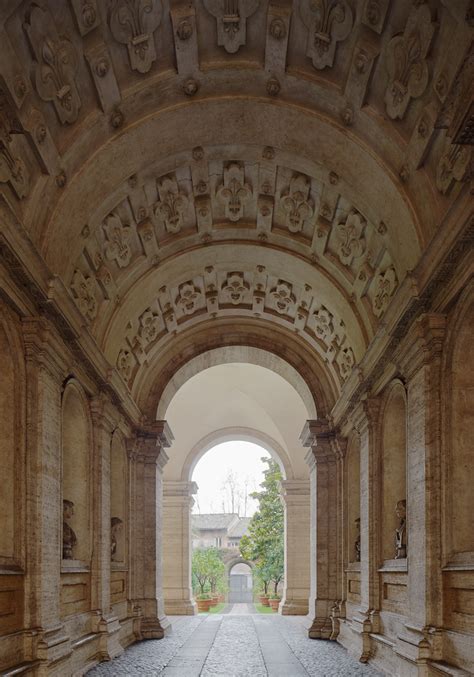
[
  {"xmin": 429, "ymin": 661, "xmax": 472, "ymax": 677},
  {"xmin": 0, "ymin": 661, "xmax": 41, "ymax": 677}
]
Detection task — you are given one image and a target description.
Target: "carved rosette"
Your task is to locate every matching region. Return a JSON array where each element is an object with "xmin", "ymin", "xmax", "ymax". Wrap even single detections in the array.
[
  {"xmin": 102, "ymin": 213, "xmax": 133, "ymax": 268},
  {"xmin": 335, "ymin": 210, "xmax": 366, "ymax": 266},
  {"xmin": 221, "ymin": 272, "xmax": 250, "ymax": 305},
  {"xmin": 280, "ymin": 174, "xmax": 314, "ymax": 233},
  {"xmin": 203, "ymin": 0, "xmax": 260, "ymax": 53},
  {"xmin": 109, "ymin": 0, "xmax": 163, "ymax": 74},
  {"xmin": 137, "ymin": 308, "xmax": 162, "ymax": 346},
  {"xmin": 0, "ymin": 94, "xmax": 30, "ymax": 199},
  {"xmin": 216, "ymin": 163, "xmax": 252, "ymax": 222},
  {"xmin": 384, "ymin": 4, "xmax": 435, "ymax": 120},
  {"xmin": 270, "ymin": 280, "xmax": 295, "ymax": 315},
  {"xmin": 175, "ymin": 281, "xmax": 203, "ymax": 315},
  {"xmin": 154, "ymin": 175, "xmax": 189, "ymax": 233},
  {"xmin": 24, "ymin": 4, "xmax": 81, "ymax": 124},
  {"xmin": 299, "ymin": 0, "xmax": 353, "ymax": 70},
  {"xmin": 372, "ymin": 265, "xmax": 397, "ymax": 317},
  {"xmin": 70, "ymin": 269, "xmax": 98, "ymax": 321},
  {"xmin": 312, "ymin": 305, "xmax": 335, "ymax": 345}
]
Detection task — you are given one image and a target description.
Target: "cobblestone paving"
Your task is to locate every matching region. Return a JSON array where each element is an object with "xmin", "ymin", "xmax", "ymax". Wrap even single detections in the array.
[{"xmin": 87, "ymin": 608, "xmax": 384, "ymax": 677}]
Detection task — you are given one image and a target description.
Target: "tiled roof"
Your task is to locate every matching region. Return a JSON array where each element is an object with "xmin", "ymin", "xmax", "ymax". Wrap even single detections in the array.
[
  {"xmin": 228, "ymin": 517, "xmax": 251, "ymax": 538},
  {"xmin": 192, "ymin": 513, "xmax": 240, "ymax": 530}
]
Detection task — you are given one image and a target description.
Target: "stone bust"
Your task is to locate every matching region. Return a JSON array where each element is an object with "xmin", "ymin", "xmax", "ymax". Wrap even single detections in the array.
[
  {"xmin": 63, "ymin": 499, "xmax": 77, "ymax": 560},
  {"xmin": 395, "ymin": 499, "xmax": 407, "ymax": 559},
  {"xmin": 111, "ymin": 517, "xmax": 123, "ymax": 561},
  {"xmin": 354, "ymin": 517, "xmax": 361, "ymax": 562}
]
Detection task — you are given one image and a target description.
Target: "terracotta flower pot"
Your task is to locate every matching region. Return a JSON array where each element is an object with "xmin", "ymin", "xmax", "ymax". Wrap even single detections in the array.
[
  {"xmin": 218, "ymin": 594, "xmax": 225, "ymax": 603},
  {"xmin": 269, "ymin": 598, "xmax": 280, "ymax": 611},
  {"xmin": 260, "ymin": 596, "xmax": 270, "ymax": 606},
  {"xmin": 209, "ymin": 595, "xmax": 219, "ymax": 606},
  {"xmin": 196, "ymin": 598, "xmax": 212, "ymax": 612}
]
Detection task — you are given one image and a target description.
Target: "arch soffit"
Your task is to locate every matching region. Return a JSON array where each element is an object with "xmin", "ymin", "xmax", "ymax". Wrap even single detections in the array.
[
  {"xmin": 181, "ymin": 427, "xmax": 294, "ymax": 482},
  {"xmin": 158, "ymin": 347, "xmax": 316, "ymax": 420}
]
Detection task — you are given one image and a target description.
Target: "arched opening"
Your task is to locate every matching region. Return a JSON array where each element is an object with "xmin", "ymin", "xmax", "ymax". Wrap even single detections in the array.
[{"xmin": 229, "ymin": 562, "xmax": 254, "ymax": 603}]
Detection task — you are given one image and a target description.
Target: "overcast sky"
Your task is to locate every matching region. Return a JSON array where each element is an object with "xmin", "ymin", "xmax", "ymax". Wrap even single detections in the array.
[{"xmin": 191, "ymin": 441, "xmax": 271, "ymax": 516}]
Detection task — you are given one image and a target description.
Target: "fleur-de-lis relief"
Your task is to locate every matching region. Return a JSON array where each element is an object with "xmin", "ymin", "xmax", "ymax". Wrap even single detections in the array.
[
  {"xmin": 117, "ymin": 348, "xmax": 134, "ymax": 380},
  {"xmin": 71, "ymin": 269, "xmax": 98, "ymax": 321},
  {"xmin": 280, "ymin": 173, "xmax": 314, "ymax": 233},
  {"xmin": 24, "ymin": 4, "xmax": 81, "ymax": 124},
  {"xmin": 0, "ymin": 94, "xmax": 30, "ymax": 199},
  {"xmin": 299, "ymin": 0, "xmax": 353, "ymax": 70},
  {"xmin": 203, "ymin": 0, "xmax": 260, "ymax": 53},
  {"xmin": 154, "ymin": 175, "xmax": 189, "ymax": 233},
  {"xmin": 337, "ymin": 346, "xmax": 355, "ymax": 379},
  {"xmin": 270, "ymin": 280, "xmax": 296, "ymax": 314},
  {"xmin": 373, "ymin": 265, "xmax": 398, "ymax": 317},
  {"xmin": 103, "ymin": 213, "xmax": 133, "ymax": 268},
  {"xmin": 436, "ymin": 142, "xmax": 471, "ymax": 195},
  {"xmin": 109, "ymin": 0, "xmax": 163, "ymax": 74},
  {"xmin": 175, "ymin": 281, "xmax": 202, "ymax": 315},
  {"xmin": 384, "ymin": 4, "xmax": 435, "ymax": 120},
  {"xmin": 137, "ymin": 308, "xmax": 162, "ymax": 346},
  {"xmin": 222, "ymin": 272, "xmax": 250, "ymax": 305},
  {"xmin": 312, "ymin": 306, "xmax": 335, "ymax": 345},
  {"xmin": 217, "ymin": 163, "xmax": 252, "ymax": 222},
  {"xmin": 335, "ymin": 210, "xmax": 366, "ymax": 266}
]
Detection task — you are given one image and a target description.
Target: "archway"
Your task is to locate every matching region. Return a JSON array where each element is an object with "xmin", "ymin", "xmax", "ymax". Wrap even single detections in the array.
[{"xmin": 228, "ymin": 561, "xmax": 254, "ymax": 604}]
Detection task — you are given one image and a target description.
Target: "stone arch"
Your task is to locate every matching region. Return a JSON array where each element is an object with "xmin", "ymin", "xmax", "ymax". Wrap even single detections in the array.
[
  {"xmin": 184, "ymin": 427, "xmax": 292, "ymax": 481},
  {"xmin": 379, "ymin": 379, "xmax": 408, "ymax": 562},
  {"xmin": 158, "ymin": 346, "xmax": 316, "ymax": 420}
]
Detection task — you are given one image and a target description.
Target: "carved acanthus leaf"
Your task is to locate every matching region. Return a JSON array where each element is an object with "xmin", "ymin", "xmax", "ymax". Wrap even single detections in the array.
[
  {"xmin": 216, "ymin": 163, "xmax": 252, "ymax": 222},
  {"xmin": 270, "ymin": 280, "xmax": 295, "ymax": 315},
  {"xmin": 71, "ymin": 269, "xmax": 98, "ymax": 321},
  {"xmin": 24, "ymin": 3, "xmax": 81, "ymax": 124},
  {"xmin": 299, "ymin": 0, "xmax": 353, "ymax": 70},
  {"xmin": 109, "ymin": 0, "xmax": 163, "ymax": 74},
  {"xmin": 154, "ymin": 175, "xmax": 189, "ymax": 233},
  {"xmin": 0, "ymin": 93, "xmax": 30, "ymax": 199},
  {"xmin": 280, "ymin": 174, "xmax": 314, "ymax": 233},
  {"xmin": 102, "ymin": 213, "xmax": 133, "ymax": 268},
  {"xmin": 435, "ymin": 142, "xmax": 471, "ymax": 195},
  {"xmin": 203, "ymin": 0, "xmax": 260, "ymax": 53},
  {"xmin": 335, "ymin": 210, "xmax": 366, "ymax": 266},
  {"xmin": 175, "ymin": 281, "xmax": 203, "ymax": 315},
  {"xmin": 372, "ymin": 265, "xmax": 397, "ymax": 317},
  {"xmin": 384, "ymin": 4, "xmax": 435, "ymax": 120},
  {"xmin": 222, "ymin": 272, "xmax": 250, "ymax": 305}
]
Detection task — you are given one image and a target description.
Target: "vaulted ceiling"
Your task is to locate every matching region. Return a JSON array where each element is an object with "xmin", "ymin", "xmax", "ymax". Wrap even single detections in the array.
[{"xmin": 0, "ymin": 0, "xmax": 472, "ymax": 414}]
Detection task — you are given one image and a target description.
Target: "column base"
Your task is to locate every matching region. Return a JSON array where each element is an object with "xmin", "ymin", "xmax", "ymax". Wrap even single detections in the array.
[
  {"xmin": 307, "ymin": 599, "xmax": 336, "ymax": 639},
  {"xmin": 139, "ymin": 616, "xmax": 170, "ymax": 640},
  {"xmin": 165, "ymin": 599, "xmax": 197, "ymax": 616},
  {"xmin": 349, "ymin": 609, "xmax": 379, "ymax": 663},
  {"xmin": 34, "ymin": 624, "xmax": 71, "ymax": 673},
  {"xmin": 92, "ymin": 612, "xmax": 123, "ymax": 661},
  {"xmin": 280, "ymin": 598, "xmax": 309, "ymax": 615}
]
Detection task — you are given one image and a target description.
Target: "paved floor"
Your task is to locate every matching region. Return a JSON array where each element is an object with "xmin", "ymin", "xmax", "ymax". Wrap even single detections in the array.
[{"xmin": 88, "ymin": 606, "xmax": 383, "ymax": 676}]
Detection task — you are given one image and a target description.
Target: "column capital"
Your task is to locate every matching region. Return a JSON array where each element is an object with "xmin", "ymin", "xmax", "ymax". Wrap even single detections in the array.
[
  {"xmin": 301, "ymin": 419, "xmax": 346, "ymax": 465},
  {"xmin": 90, "ymin": 393, "xmax": 119, "ymax": 433},
  {"xmin": 350, "ymin": 398, "xmax": 381, "ymax": 435},
  {"xmin": 279, "ymin": 479, "xmax": 310, "ymax": 505},
  {"xmin": 126, "ymin": 420, "xmax": 173, "ymax": 466},
  {"xmin": 22, "ymin": 316, "xmax": 68, "ymax": 381},
  {"xmin": 394, "ymin": 312, "xmax": 446, "ymax": 381}
]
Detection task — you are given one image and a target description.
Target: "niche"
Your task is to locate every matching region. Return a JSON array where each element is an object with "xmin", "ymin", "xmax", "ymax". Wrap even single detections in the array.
[
  {"xmin": 346, "ymin": 435, "xmax": 361, "ymax": 564},
  {"xmin": 381, "ymin": 383, "xmax": 407, "ymax": 562},
  {"xmin": 449, "ymin": 299, "xmax": 474, "ymax": 560},
  {"xmin": 110, "ymin": 431, "xmax": 127, "ymax": 564},
  {"xmin": 61, "ymin": 380, "xmax": 92, "ymax": 564}
]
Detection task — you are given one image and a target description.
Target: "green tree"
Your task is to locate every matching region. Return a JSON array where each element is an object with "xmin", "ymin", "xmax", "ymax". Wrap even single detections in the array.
[
  {"xmin": 240, "ymin": 457, "xmax": 284, "ymax": 594},
  {"xmin": 192, "ymin": 547, "xmax": 225, "ymax": 596}
]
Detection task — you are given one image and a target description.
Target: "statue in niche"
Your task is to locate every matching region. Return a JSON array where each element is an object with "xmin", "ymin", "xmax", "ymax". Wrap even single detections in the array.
[
  {"xmin": 111, "ymin": 517, "xmax": 123, "ymax": 561},
  {"xmin": 354, "ymin": 517, "xmax": 361, "ymax": 562},
  {"xmin": 63, "ymin": 499, "xmax": 77, "ymax": 560},
  {"xmin": 395, "ymin": 499, "xmax": 407, "ymax": 559}
]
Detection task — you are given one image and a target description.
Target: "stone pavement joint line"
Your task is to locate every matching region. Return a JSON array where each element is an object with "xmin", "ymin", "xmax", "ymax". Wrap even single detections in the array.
[{"xmin": 87, "ymin": 609, "xmax": 384, "ymax": 676}]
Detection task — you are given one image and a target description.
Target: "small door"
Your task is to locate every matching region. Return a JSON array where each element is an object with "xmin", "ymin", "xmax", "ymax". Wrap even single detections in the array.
[{"xmin": 229, "ymin": 573, "xmax": 253, "ymax": 602}]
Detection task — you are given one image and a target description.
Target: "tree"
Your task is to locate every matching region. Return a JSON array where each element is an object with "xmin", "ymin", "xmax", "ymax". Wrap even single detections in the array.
[
  {"xmin": 240, "ymin": 457, "xmax": 284, "ymax": 594},
  {"xmin": 192, "ymin": 547, "xmax": 225, "ymax": 596}
]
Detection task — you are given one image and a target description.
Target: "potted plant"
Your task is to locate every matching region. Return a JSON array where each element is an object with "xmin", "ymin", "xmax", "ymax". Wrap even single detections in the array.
[
  {"xmin": 196, "ymin": 593, "xmax": 212, "ymax": 612},
  {"xmin": 269, "ymin": 593, "xmax": 280, "ymax": 611}
]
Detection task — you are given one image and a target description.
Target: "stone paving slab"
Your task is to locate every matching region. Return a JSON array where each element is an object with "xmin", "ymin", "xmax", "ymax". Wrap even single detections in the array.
[{"xmin": 87, "ymin": 607, "xmax": 384, "ymax": 677}]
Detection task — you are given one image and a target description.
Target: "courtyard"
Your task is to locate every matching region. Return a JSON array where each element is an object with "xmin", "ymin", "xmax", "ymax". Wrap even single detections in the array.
[{"xmin": 88, "ymin": 605, "xmax": 383, "ymax": 676}]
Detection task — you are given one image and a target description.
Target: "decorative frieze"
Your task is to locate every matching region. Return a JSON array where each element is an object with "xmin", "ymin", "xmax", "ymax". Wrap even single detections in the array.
[
  {"xmin": 216, "ymin": 163, "xmax": 252, "ymax": 222},
  {"xmin": 279, "ymin": 173, "xmax": 314, "ymax": 233},
  {"xmin": 70, "ymin": 269, "xmax": 98, "ymax": 321},
  {"xmin": 203, "ymin": 0, "xmax": 260, "ymax": 53}
]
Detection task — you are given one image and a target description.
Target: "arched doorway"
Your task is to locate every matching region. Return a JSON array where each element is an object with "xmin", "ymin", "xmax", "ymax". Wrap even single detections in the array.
[{"xmin": 228, "ymin": 561, "xmax": 254, "ymax": 603}]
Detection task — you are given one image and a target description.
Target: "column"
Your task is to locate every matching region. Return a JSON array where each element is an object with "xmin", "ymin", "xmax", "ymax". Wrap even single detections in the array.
[
  {"xmin": 163, "ymin": 481, "xmax": 198, "ymax": 615},
  {"xmin": 89, "ymin": 395, "xmax": 123, "ymax": 660},
  {"xmin": 127, "ymin": 422, "xmax": 173, "ymax": 639},
  {"xmin": 301, "ymin": 420, "xmax": 339, "ymax": 639},
  {"xmin": 280, "ymin": 480, "xmax": 310, "ymax": 615},
  {"xmin": 349, "ymin": 399, "xmax": 381, "ymax": 663},
  {"xmin": 394, "ymin": 314, "xmax": 445, "ymax": 668},
  {"xmin": 23, "ymin": 319, "xmax": 71, "ymax": 672}
]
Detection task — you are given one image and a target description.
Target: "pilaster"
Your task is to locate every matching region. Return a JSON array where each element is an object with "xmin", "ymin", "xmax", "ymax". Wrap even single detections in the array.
[
  {"xmin": 127, "ymin": 421, "xmax": 173, "ymax": 639},
  {"xmin": 163, "ymin": 481, "xmax": 198, "ymax": 615},
  {"xmin": 279, "ymin": 479, "xmax": 310, "ymax": 615}
]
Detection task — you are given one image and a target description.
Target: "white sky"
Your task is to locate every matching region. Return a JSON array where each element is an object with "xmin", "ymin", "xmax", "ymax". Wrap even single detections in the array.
[{"xmin": 191, "ymin": 441, "xmax": 271, "ymax": 516}]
